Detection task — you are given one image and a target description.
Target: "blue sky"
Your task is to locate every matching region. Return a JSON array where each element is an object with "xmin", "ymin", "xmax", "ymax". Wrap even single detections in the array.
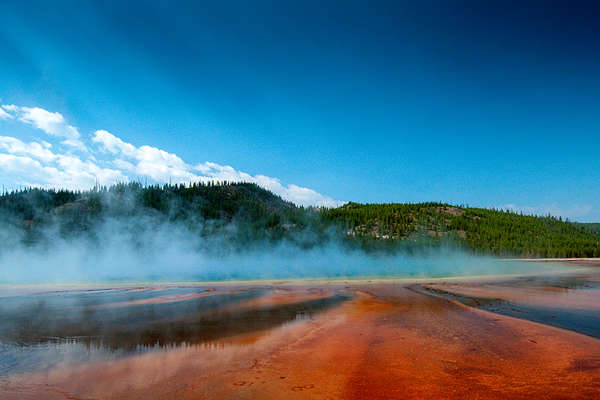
[{"xmin": 0, "ymin": 1, "xmax": 598, "ymax": 220}]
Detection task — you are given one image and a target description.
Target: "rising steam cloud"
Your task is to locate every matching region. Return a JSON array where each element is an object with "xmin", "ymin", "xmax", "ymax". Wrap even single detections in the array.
[{"xmin": 0, "ymin": 213, "xmax": 560, "ymax": 284}]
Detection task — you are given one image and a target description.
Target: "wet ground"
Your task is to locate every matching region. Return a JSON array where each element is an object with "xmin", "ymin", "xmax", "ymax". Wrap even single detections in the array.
[
  {"xmin": 1, "ymin": 264, "xmax": 600, "ymax": 399},
  {"xmin": 0, "ymin": 285, "xmax": 348, "ymax": 377},
  {"xmin": 421, "ymin": 274, "xmax": 600, "ymax": 338}
]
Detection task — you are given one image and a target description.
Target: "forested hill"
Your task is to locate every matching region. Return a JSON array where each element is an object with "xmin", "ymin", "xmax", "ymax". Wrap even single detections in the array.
[
  {"xmin": 0, "ymin": 182, "xmax": 300, "ymax": 225},
  {"xmin": 321, "ymin": 202, "xmax": 600, "ymax": 258},
  {"xmin": 0, "ymin": 183, "xmax": 598, "ymax": 258},
  {"xmin": 0, "ymin": 182, "xmax": 326, "ymax": 251},
  {"xmin": 576, "ymin": 223, "xmax": 600, "ymax": 235}
]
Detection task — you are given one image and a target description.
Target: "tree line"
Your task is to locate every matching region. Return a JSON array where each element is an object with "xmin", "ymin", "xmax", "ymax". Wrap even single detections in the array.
[{"xmin": 1, "ymin": 183, "xmax": 598, "ymax": 257}]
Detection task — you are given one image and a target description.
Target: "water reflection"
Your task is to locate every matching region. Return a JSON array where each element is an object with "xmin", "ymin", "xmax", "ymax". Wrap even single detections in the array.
[
  {"xmin": 509, "ymin": 275, "xmax": 600, "ymax": 290},
  {"xmin": 0, "ymin": 286, "xmax": 349, "ymax": 376},
  {"xmin": 421, "ymin": 276, "xmax": 600, "ymax": 339}
]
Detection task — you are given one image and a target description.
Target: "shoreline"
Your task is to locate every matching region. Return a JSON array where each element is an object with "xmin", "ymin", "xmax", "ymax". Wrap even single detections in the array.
[
  {"xmin": 502, "ymin": 257, "xmax": 600, "ymax": 262},
  {"xmin": 0, "ymin": 265, "xmax": 593, "ymax": 291},
  {"xmin": 2, "ymin": 259, "xmax": 598, "ymax": 290}
]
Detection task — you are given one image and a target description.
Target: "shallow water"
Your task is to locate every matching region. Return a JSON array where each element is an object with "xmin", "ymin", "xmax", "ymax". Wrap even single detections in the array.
[
  {"xmin": 1, "ymin": 272, "xmax": 600, "ymax": 399},
  {"xmin": 479, "ymin": 302, "xmax": 600, "ymax": 338},
  {"xmin": 0, "ymin": 286, "xmax": 349, "ymax": 376},
  {"xmin": 422, "ymin": 274, "xmax": 600, "ymax": 338}
]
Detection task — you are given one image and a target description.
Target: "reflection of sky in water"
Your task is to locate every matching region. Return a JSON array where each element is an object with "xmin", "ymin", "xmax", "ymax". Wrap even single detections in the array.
[
  {"xmin": 0, "ymin": 287, "xmax": 208, "ymax": 310},
  {"xmin": 479, "ymin": 302, "xmax": 600, "ymax": 339},
  {"xmin": 510, "ymin": 275, "xmax": 600, "ymax": 290},
  {"xmin": 425, "ymin": 275, "xmax": 600, "ymax": 339},
  {"xmin": 0, "ymin": 287, "xmax": 348, "ymax": 377},
  {"xmin": 0, "ymin": 249, "xmax": 575, "ymax": 284},
  {"xmin": 0, "ymin": 339, "xmax": 128, "ymax": 377}
]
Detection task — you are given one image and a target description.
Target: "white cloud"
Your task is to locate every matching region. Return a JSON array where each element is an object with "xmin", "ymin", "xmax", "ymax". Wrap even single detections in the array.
[
  {"xmin": 0, "ymin": 153, "xmax": 88, "ymax": 189},
  {"xmin": 0, "ymin": 105, "xmax": 343, "ymax": 207},
  {"xmin": 93, "ymin": 130, "xmax": 343, "ymax": 207},
  {"xmin": 92, "ymin": 129, "xmax": 136, "ymax": 156},
  {"xmin": 0, "ymin": 136, "xmax": 57, "ymax": 162},
  {"xmin": 0, "ymin": 150, "xmax": 125, "ymax": 190},
  {"xmin": 0, "ymin": 153, "xmax": 51, "ymax": 183},
  {"xmin": 93, "ymin": 129, "xmax": 200, "ymax": 183},
  {"xmin": 59, "ymin": 138, "xmax": 88, "ymax": 152},
  {"xmin": 1, "ymin": 105, "xmax": 86, "ymax": 151},
  {"xmin": 1, "ymin": 105, "xmax": 18, "ymax": 112},
  {"xmin": 12, "ymin": 106, "xmax": 79, "ymax": 139},
  {"xmin": 0, "ymin": 107, "xmax": 12, "ymax": 120}
]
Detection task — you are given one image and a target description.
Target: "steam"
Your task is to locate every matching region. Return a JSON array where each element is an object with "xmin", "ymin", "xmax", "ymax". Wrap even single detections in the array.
[{"xmin": 0, "ymin": 215, "xmax": 563, "ymax": 284}]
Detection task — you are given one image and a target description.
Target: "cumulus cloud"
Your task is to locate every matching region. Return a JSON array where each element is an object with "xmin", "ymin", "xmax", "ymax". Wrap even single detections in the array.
[
  {"xmin": 0, "ymin": 105, "xmax": 343, "ymax": 207},
  {"xmin": 93, "ymin": 129, "xmax": 343, "ymax": 207},
  {"xmin": 0, "ymin": 136, "xmax": 57, "ymax": 162},
  {"xmin": 0, "ymin": 136, "xmax": 125, "ymax": 189},
  {"xmin": 93, "ymin": 129, "xmax": 198, "ymax": 183},
  {"xmin": 1, "ymin": 105, "xmax": 86, "ymax": 151}
]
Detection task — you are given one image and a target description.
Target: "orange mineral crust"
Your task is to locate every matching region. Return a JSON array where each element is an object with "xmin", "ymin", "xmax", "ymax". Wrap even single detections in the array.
[{"xmin": 2, "ymin": 283, "xmax": 600, "ymax": 399}]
